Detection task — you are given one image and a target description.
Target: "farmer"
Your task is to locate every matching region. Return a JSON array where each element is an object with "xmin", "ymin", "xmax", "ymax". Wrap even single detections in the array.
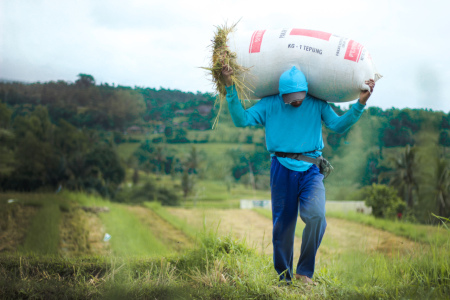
[{"xmin": 221, "ymin": 65, "xmax": 375, "ymax": 285}]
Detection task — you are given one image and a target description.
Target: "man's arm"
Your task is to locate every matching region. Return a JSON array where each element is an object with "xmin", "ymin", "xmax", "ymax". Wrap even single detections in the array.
[
  {"xmin": 358, "ymin": 79, "xmax": 375, "ymax": 105},
  {"xmin": 222, "ymin": 65, "xmax": 266, "ymax": 127},
  {"xmin": 322, "ymin": 79, "xmax": 376, "ymax": 133},
  {"xmin": 222, "ymin": 64, "xmax": 234, "ymax": 87}
]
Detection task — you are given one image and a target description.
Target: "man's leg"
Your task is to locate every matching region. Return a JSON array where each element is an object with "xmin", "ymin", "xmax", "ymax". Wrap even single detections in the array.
[
  {"xmin": 270, "ymin": 157, "xmax": 299, "ymax": 282},
  {"xmin": 296, "ymin": 165, "xmax": 327, "ymax": 279}
]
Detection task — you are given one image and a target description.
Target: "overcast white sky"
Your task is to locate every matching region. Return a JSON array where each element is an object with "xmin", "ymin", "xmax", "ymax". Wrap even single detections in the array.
[{"xmin": 1, "ymin": 0, "xmax": 449, "ymax": 112}]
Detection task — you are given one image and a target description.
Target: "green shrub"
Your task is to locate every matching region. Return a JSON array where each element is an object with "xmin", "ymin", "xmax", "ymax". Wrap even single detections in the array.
[
  {"xmin": 114, "ymin": 181, "xmax": 179, "ymax": 206},
  {"xmin": 113, "ymin": 131, "xmax": 126, "ymax": 144},
  {"xmin": 364, "ymin": 184, "xmax": 405, "ymax": 219},
  {"xmin": 151, "ymin": 136, "xmax": 163, "ymax": 143}
]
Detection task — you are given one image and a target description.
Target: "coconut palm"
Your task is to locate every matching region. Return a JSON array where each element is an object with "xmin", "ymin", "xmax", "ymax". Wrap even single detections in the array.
[
  {"xmin": 433, "ymin": 158, "xmax": 450, "ymax": 217},
  {"xmin": 154, "ymin": 146, "xmax": 166, "ymax": 174},
  {"xmin": 388, "ymin": 145, "xmax": 419, "ymax": 209}
]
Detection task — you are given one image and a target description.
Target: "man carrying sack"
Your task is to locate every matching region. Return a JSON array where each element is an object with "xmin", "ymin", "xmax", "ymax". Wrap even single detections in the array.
[{"xmin": 221, "ymin": 64, "xmax": 375, "ymax": 285}]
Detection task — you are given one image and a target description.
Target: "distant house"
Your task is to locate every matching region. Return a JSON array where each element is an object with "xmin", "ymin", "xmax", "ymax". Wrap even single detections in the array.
[
  {"xmin": 126, "ymin": 126, "xmax": 143, "ymax": 134},
  {"xmin": 175, "ymin": 106, "xmax": 212, "ymax": 117},
  {"xmin": 174, "ymin": 109, "xmax": 194, "ymax": 116},
  {"xmin": 197, "ymin": 105, "xmax": 213, "ymax": 116}
]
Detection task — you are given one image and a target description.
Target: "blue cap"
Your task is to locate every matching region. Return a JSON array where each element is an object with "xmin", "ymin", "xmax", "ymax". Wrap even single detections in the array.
[{"xmin": 279, "ymin": 66, "xmax": 308, "ymax": 103}]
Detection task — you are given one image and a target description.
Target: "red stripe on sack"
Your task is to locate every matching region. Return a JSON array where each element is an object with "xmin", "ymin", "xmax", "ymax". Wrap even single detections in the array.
[
  {"xmin": 289, "ymin": 29, "xmax": 332, "ymax": 41},
  {"xmin": 344, "ymin": 40, "xmax": 363, "ymax": 62},
  {"xmin": 249, "ymin": 30, "xmax": 266, "ymax": 53}
]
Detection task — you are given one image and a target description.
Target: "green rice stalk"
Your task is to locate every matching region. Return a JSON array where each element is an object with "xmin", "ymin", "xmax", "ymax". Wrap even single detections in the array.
[{"xmin": 202, "ymin": 22, "xmax": 254, "ymax": 128}]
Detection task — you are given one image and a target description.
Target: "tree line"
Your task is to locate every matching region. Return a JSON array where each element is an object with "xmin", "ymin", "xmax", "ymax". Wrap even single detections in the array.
[
  {"xmin": 1, "ymin": 74, "xmax": 449, "ymax": 221},
  {"xmin": 0, "ymin": 103, "xmax": 124, "ymax": 197},
  {"xmin": 0, "ymin": 74, "xmax": 215, "ymax": 132}
]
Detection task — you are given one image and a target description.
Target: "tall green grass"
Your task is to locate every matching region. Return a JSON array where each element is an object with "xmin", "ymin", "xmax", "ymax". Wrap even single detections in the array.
[
  {"xmin": 254, "ymin": 207, "xmax": 450, "ymax": 298},
  {"xmin": 3, "ymin": 192, "xmax": 448, "ymax": 298},
  {"xmin": 313, "ymin": 245, "xmax": 450, "ymax": 299},
  {"xmin": 66, "ymin": 192, "xmax": 110, "ymax": 207},
  {"xmin": 2, "ymin": 228, "xmax": 449, "ymax": 299}
]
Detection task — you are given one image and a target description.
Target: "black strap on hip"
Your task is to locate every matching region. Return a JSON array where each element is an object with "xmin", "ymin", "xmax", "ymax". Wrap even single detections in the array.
[{"xmin": 274, "ymin": 152, "xmax": 322, "ymax": 168}]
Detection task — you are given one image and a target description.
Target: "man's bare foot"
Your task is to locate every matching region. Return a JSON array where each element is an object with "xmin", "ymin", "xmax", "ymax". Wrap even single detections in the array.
[{"xmin": 294, "ymin": 274, "xmax": 317, "ymax": 286}]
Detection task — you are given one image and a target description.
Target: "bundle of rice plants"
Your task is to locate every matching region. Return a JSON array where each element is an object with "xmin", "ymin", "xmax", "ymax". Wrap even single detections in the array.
[{"xmin": 203, "ymin": 22, "xmax": 254, "ymax": 128}]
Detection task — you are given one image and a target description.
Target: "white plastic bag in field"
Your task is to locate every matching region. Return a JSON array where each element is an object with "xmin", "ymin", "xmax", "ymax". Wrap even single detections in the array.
[{"xmin": 227, "ymin": 28, "xmax": 382, "ymax": 102}]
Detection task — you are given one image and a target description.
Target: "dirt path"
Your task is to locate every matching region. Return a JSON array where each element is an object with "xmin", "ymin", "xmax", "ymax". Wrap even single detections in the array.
[
  {"xmin": 59, "ymin": 208, "xmax": 111, "ymax": 256},
  {"xmin": 322, "ymin": 218, "xmax": 419, "ymax": 258},
  {"xmin": 167, "ymin": 208, "xmax": 302, "ymax": 255},
  {"xmin": 85, "ymin": 211, "xmax": 111, "ymax": 256},
  {"xmin": 127, "ymin": 206, "xmax": 193, "ymax": 252},
  {"xmin": 167, "ymin": 208, "xmax": 421, "ymax": 260}
]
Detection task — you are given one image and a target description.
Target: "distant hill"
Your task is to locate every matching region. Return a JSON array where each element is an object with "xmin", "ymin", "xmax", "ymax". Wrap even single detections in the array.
[{"xmin": 0, "ymin": 74, "xmax": 217, "ymax": 131}]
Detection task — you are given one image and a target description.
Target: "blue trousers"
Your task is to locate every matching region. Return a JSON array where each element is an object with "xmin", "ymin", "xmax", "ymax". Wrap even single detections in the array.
[{"xmin": 270, "ymin": 157, "xmax": 327, "ymax": 281}]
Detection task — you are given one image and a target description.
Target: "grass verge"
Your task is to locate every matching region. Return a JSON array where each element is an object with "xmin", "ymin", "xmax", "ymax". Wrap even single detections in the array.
[
  {"xmin": 67, "ymin": 192, "xmax": 171, "ymax": 257},
  {"xmin": 326, "ymin": 210, "xmax": 449, "ymax": 246},
  {"xmin": 98, "ymin": 203, "xmax": 170, "ymax": 257},
  {"xmin": 255, "ymin": 207, "xmax": 449, "ymax": 247},
  {"xmin": 22, "ymin": 201, "xmax": 61, "ymax": 255},
  {"xmin": 0, "ymin": 193, "xmax": 70, "ymax": 255},
  {"xmin": 1, "ymin": 229, "xmax": 449, "ymax": 299},
  {"xmin": 143, "ymin": 202, "xmax": 199, "ymax": 240}
]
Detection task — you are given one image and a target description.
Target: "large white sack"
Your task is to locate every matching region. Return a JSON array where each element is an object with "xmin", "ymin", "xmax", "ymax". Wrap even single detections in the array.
[{"xmin": 227, "ymin": 28, "xmax": 382, "ymax": 102}]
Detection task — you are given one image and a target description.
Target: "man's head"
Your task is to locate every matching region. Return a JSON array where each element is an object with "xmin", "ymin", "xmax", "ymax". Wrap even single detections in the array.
[
  {"xmin": 279, "ymin": 66, "xmax": 308, "ymax": 107},
  {"xmin": 282, "ymin": 91, "xmax": 306, "ymax": 107}
]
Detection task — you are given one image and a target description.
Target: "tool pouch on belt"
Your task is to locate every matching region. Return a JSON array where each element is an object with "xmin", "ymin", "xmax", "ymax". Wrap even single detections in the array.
[
  {"xmin": 274, "ymin": 152, "xmax": 334, "ymax": 179},
  {"xmin": 318, "ymin": 157, "xmax": 334, "ymax": 179}
]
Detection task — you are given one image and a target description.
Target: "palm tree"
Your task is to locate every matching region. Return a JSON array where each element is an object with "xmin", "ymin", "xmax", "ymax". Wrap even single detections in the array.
[
  {"xmin": 154, "ymin": 146, "xmax": 166, "ymax": 174},
  {"xmin": 433, "ymin": 158, "xmax": 450, "ymax": 218},
  {"xmin": 187, "ymin": 146, "xmax": 199, "ymax": 174},
  {"xmin": 388, "ymin": 145, "xmax": 419, "ymax": 209},
  {"xmin": 438, "ymin": 131, "xmax": 450, "ymax": 156},
  {"xmin": 0, "ymin": 129, "xmax": 15, "ymax": 177}
]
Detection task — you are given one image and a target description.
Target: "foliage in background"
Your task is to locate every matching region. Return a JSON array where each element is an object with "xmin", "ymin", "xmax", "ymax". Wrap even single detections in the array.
[
  {"xmin": 226, "ymin": 144, "xmax": 270, "ymax": 190},
  {"xmin": 1, "ymin": 75, "xmax": 450, "ymax": 220},
  {"xmin": 363, "ymin": 184, "xmax": 405, "ymax": 219},
  {"xmin": 0, "ymin": 103, "xmax": 124, "ymax": 197},
  {"xmin": 384, "ymin": 145, "xmax": 419, "ymax": 209},
  {"xmin": 115, "ymin": 180, "xmax": 179, "ymax": 206},
  {"xmin": 432, "ymin": 158, "xmax": 450, "ymax": 217}
]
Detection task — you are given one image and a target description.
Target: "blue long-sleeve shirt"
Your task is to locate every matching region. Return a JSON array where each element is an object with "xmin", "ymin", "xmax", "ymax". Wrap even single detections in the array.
[{"xmin": 225, "ymin": 85, "xmax": 366, "ymax": 171}]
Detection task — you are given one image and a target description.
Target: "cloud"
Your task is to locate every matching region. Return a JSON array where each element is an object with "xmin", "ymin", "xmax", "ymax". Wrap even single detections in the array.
[
  {"xmin": 1, "ymin": 0, "xmax": 450, "ymax": 112},
  {"xmin": 91, "ymin": 1, "xmax": 192, "ymax": 30}
]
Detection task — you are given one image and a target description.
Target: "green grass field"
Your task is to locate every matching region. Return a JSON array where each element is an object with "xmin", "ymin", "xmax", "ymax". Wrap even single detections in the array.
[
  {"xmin": 117, "ymin": 142, "xmax": 142, "ymax": 160},
  {"xmin": 100, "ymin": 203, "xmax": 170, "ymax": 257},
  {"xmin": 123, "ymin": 171, "xmax": 270, "ymax": 207},
  {"xmin": 117, "ymin": 139, "xmax": 255, "ymax": 162},
  {"xmin": 1, "ymin": 190, "xmax": 449, "ymax": 299}
]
